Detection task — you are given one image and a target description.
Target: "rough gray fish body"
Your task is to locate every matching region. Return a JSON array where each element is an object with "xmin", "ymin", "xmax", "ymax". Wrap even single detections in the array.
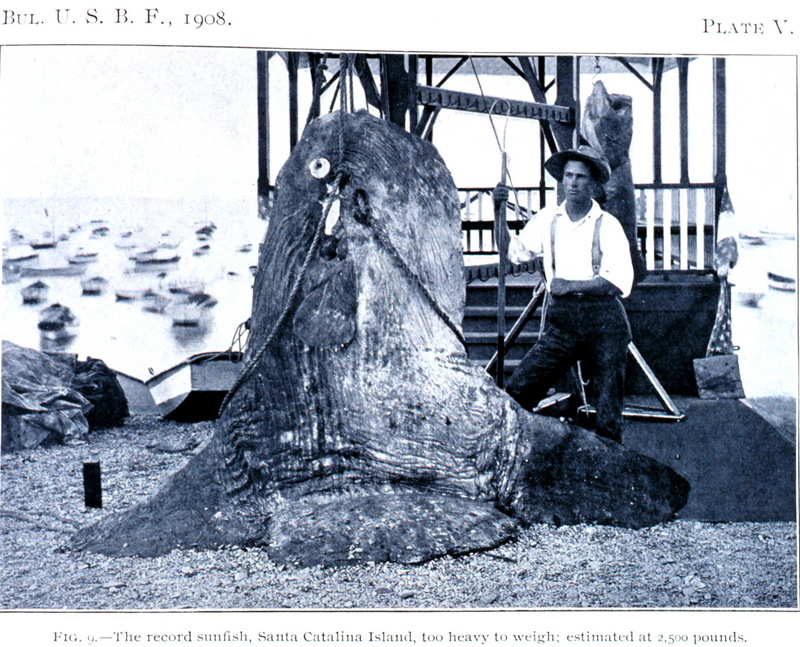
[
  {"xmin": 72, "ymin": 111, "xmax": 689, "ymax": 565},
  {"xmin": 582, "ymin": 81, "xmax": 640, "ymax": 269}
]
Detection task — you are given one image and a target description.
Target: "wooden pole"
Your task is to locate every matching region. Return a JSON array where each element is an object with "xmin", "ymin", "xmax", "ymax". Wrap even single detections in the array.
[
  {"xmin": 495, "ymin": 153, "xmax": 509, "ymax": 387},
  {"xmin": 713, "ymin": 57, "xmax": 727, "ymax": 224},
  {"xmin": 652, "ymin": 58, "xmax": 664, "ymax": 184},
  {"xmin": 288, "ymin": 52, "xmax": 299, "ymax": 150},
  {"xmin": 83, "ymin": 461, "xmax": 102, "ymax": 508},
  {"xmin": 678, "ymin": 58, "xmax": 690, "ymax": 185},
  {"xmin": 256, "ymin": 51, "xmax": 270, "ymax": 199}
]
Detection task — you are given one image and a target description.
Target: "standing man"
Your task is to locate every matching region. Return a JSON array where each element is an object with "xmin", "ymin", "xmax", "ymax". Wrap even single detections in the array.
[{"xmin": 496, "ymin": 145, "xmax": 633, "ymax": 443}]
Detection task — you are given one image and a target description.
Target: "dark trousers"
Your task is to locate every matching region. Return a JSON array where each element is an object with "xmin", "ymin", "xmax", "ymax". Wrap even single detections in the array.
[{"xmin": 506, "ymin": 294, "xmax": 632, "ymax": 442}]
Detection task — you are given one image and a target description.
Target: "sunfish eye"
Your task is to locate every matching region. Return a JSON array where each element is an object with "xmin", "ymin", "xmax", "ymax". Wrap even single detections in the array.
[{"xmin": 309, "ymin": 157, "xmax": 331, "ymax": 179}]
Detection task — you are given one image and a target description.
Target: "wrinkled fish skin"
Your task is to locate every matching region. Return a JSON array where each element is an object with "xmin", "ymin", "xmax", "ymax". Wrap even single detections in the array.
[{"xmin": 72, "ymin": 111, "xmax": 689, "ymax": 564}]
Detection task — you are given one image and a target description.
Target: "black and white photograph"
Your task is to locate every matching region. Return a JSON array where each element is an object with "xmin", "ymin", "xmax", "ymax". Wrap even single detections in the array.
[{"xmin": 1, "ymin": 3, "xmax": 798, "ymax": 645}]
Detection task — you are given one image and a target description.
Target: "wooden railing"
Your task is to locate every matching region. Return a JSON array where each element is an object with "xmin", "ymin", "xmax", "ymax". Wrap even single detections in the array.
[{"xmin": 460, "ymin": 184, "xmax": 717, "ymax": 271}]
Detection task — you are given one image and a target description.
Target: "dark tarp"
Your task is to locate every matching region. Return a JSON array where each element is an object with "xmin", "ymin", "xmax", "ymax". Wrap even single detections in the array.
[{"xmin": 1, "ymin": 341, "xmax": 128, "ymax": 453}]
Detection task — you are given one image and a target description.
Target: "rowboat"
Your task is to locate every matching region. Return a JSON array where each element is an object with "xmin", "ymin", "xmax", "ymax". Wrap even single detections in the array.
[
  {"xmin": 37, "ymin": 303, "xmax": 78, "ymax": 331},
  {"xmin": 20, "ymin": 264, "xmax": 86, "ymax": 278},
  {"xmin": 113, "ymin": 369, "xmax": 159, "ymax": 415},
  {"xmin": 133, "ymin": 249, "xmax": 181, "ymax": 271},
  {"xmin": 21, "ymin": 280, "xmax": 49, "ymax": 304},
  {"xmin": 146, "ymin": 351, "xmax": 243, "ymax": 421},
  {"xmin": 69, "ymin": 248, "xmax": 99, "ymax": 264},
  {"xmin": 167, "ymin": 292, "xmax": 218, "ymax": 326},
  {"xmin": 81, "ymin": 276, "xmax": 108, "ymax": 295},
  {"xmin": 767, "ymin": 271, "xmax": 796, "ymax": 292}
]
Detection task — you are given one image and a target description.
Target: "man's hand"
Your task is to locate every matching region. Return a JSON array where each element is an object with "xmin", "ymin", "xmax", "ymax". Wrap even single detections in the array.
[
  {"xmin": 549, "ymin": 278, "xmax": 571, "ymax": 296},
  {"xmin": 492, "ymin": 183, "xmax": 509, "ymax": 205},
  {"xmin": 493, "ymin": 183, "xmax": 511, "ymax": 254}
]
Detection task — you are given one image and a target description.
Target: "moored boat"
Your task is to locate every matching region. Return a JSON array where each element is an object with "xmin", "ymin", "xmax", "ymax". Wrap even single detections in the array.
[
  {"xmin": 133, "ymin": 249, "xmax": 181, "ymax": 272},
  {"xmin": 767, "ymin": 271, "xmax": 796, "ymax": 292},
  {"xmin": 20, "ymin": 264, "xmax": 87, "ymax": 278},
  {"xmin": 81, "ymin": 276, "xmax": 108, "ymax": 295},
  {"xmin": 21, "ymin": 280, "xmax": 49, "ymax": 304},
  {"xmin": 37, "ymin": 302, "xmax": 78, "ymax": 331},
  {"xmin": 146, "ymin": 351, "xmax": 243, "ymax": 421},
  {"xmin": 69, "ymin": 248, "xmax": 100, "ymax": 264}
]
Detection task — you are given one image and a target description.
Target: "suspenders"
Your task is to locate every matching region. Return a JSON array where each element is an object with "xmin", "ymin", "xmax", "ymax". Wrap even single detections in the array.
[{"xmin": 549, "ymin": 213, "xmax": 604, "ymax": 280}]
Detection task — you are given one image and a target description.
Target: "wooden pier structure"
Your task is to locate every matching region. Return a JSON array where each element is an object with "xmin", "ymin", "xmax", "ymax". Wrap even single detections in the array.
[{"xmin": 255, "ymin": 53, "xmax": 730, "ymax": 397}]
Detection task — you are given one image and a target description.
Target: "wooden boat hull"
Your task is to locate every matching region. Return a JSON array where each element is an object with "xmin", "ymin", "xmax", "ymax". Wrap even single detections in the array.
[
  {"xmin": 767, "ymin": 271, "xmax": 796, "ymax": 292},
  {"xmin": 146, "ymin": 352, "xmax": 243, "ymax": 421},
  {"xmin": 20, "ymin": 265, "xmax": 86, "ymax": 278}
]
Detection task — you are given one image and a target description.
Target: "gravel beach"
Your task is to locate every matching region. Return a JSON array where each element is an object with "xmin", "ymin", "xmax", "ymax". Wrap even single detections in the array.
[{"xmin": 1, "ymin": 415, "xmax": 796, "ymax": 610}]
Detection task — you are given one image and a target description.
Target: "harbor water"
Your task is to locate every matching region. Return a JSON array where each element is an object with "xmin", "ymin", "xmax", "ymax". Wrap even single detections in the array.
[
  {"xmin": 2, "ymin": 198, "xmax": 796, "ymax": 399},
  {"xmin": 3, "ymin": 197, "xmax": 267, "ymax": 382}
]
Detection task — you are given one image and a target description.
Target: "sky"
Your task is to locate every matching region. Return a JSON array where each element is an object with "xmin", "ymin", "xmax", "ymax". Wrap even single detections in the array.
[{"xmin": 1, "ymin": 47, "xmax": 797, "ymax": 236}]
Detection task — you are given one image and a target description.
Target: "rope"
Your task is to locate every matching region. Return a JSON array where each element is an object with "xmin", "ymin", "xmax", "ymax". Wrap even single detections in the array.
[
  {"xmin": 364, "ymin": 214, "xmax": 468, "ymax": 351},
  {"xmin": 218, "ymin": 175, "xmax": 344, "ymax": 416},
  {"xmin": 468, "ymin": 60, "xmax": 524, "ymax": 231}
]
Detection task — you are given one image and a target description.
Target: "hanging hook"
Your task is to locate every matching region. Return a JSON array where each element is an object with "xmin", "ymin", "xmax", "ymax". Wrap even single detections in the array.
[
  {"xmin": 488, "ymin": 98, "xmax": 512, "ymax": 179},
  {"xmin": 593, "ymin": 56, "xmax": 602, "ymax": 84}
]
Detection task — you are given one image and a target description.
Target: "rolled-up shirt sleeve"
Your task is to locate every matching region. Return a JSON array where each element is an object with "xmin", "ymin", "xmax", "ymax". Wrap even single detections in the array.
[
  {"xmin": 599, "ymin": 214, "xmax": 634, "ymax": 298},
  {"xmin": 507, "ymin": 211, "xmax": 546, "ymax": 265}
]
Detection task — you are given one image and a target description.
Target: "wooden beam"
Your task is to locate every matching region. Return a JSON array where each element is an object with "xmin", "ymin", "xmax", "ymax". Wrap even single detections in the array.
[
  {"xmin": 354, "ymin": 54, "xmax": 382, "ymax": 110},
  {"xmin": 713, "ymin": 57, "xmax": 727, "ymax": 222},
  {"xmin": 416, "ymin": 86, "xmax": 572, "ymax": 123},
  {"xmin": 612, "ymin": 56, "xmax": 654, "ymax": 91},
  {"xmin": 384, "ymin": 54, "xmax": 408, "ymax": 128},
  {"xmin": 678, "ymin": 58, "xmax": 690, "ymax": 185},
  {"xmin": 516, "ymin": 56, "xmax": 559, "ymax": 154},
  {"xmin": 652, "ymin": 58, "xmax": 665, "ymax": 184},
  {"xmin": 407, "ymin": 54, "xmax": 418, "ymax": 132},
  {"xmin": 553, "ymin": 56, "xmax": 577, "ymax": 151},
  {"xmin": 256, "ymin": 51, "xmax": 270, "ymax": 197},
  {"xmin": 287, "ymin": 51, "xmax": 299, "ymax": 150}
]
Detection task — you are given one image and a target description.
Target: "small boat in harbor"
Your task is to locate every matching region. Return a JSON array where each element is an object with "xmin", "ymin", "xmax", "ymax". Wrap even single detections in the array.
[
  {"xmin": 133, "ymin": 249, "xmax": 181, "ymax": 272},
  {"xmin": 739, "ymin": 233, "xmax": 766, "ymax": 246},
  {"xmin": 146, "ymin": 351, "xmax": 243, "ymax": 421},
  {"xmin": 20, "ymin": 263, "xmax": 87, "ymax": 278},
  {"xmin": 167, "ymin": 292, "xmax": 218, "ymax": 327},
  {"xmin": 81, "ymin": 276, "xmax": 108, "ymax": 295},
  {"xmin": 195, "ymin": 223, "xmax": 217, "ymax": 239},
  {"xmin": 140, "ymin": 290, "xmax": 172, "ymax": 313},
  {"xmin": 192, "ymin": 244, "xmax": 211, "ymax": 256},
  {"xmin": 164, "ymin": 275, "xmax": 205, "ymax": 296},
  {"xmin": 3, "ymin": 243, "xmax": 39, "ymax": 267},
  {"xmin": 68, "ymin": 248, "xmax": 100, "ymax": 264},
  {"xmin": 735, "ymin": 290, "xmax": 765, "ymax": 308},
  {"xmin": 37, "ymin": 302, "xmax": 78, "ymax": 331},
  {"xmin": 767, "ymin": 271, "xmax": 796, "ymax": 292},
  {"xmin": 28, "ymin": 232, "xmax": 58, "ymax": 250},
  {"xmin": 91, "ymin": 225, "xmax": 111, "ymax": 238},
  {"xmin": 20, "ymin": 280, "xmax": 49, "ymax": 304}
]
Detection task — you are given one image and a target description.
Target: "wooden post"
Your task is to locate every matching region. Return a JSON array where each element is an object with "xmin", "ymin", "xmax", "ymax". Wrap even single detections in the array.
[
  {"xmin": 83, "ymin": 461, "xmax": 102, "ymax": 508},
  {"xmin": 257, "ymin": 51, "xmax": 271, "ymax": 199},
  {"xmin": 678, "ymin": 58, "xmax": 690, "ymax": 185},
  {"xmin": 384, "ymin": 54, "xmax": 409, "ymax": 128},
  {"xmin": 407, "ymin": 54, "xmax": 418, "ymax": 133},
  {"xmin": 553, "ymin": 56, "xmax": 577, "ymax": 152},
  {"xmin": 713, "ymin": 57, "xmax": 727, "ymax": 225},
  {"xmin": 288, "ymin": 51, "xmax": 299, "ymax": 150},
  {"xmin": 495, "ymin": 154, "xmax": 509, "ymax": 387},
  {"xmin": 652, "ymin": 58, "xmax": 664, "ymax": 184}
]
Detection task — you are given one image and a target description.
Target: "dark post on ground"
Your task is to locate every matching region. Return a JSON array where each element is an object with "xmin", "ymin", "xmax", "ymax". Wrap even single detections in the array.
[{"xmin": 83, "ymin": 461, "xmax": 102, "ymax": 508}]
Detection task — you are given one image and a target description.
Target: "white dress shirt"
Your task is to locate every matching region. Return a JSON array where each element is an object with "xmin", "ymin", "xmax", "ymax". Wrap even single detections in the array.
[{"xmin": 508, "ymin": 200, "xmax": 634, "ymax": 298}]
